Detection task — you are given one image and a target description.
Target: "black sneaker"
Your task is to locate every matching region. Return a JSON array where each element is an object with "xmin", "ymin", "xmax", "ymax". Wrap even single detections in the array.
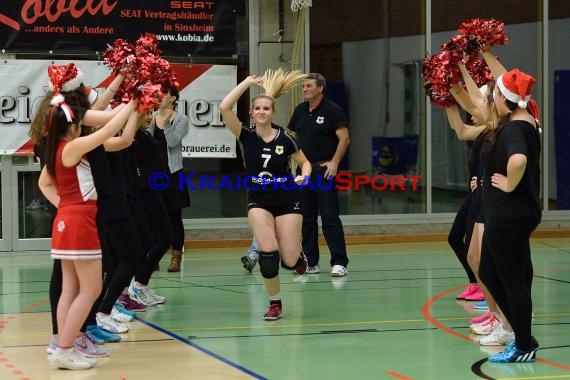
[{"xmin": 241, "ymin": 256, "xmax": 257, "ymax": 273}]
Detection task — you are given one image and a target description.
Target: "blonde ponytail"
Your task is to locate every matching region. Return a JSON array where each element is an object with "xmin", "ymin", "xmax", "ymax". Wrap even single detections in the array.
[{"xmin": 261, "ymin": 68, "xmax": 307, "ymax": 99}]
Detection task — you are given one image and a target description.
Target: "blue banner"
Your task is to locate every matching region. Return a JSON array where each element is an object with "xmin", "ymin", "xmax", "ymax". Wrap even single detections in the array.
[{"xmin": 371, "ymin": 135, "xmax": 419, "ymax": 175}]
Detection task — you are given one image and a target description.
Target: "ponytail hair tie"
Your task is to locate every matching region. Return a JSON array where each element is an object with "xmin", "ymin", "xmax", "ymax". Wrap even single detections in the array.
[
  {"xmin": 49, "ymin": 92, "xmax": 74, "ymax": 123},
  {"xmin": 59, "ymin": 103, "xmax": 75, "ymax": 123}
]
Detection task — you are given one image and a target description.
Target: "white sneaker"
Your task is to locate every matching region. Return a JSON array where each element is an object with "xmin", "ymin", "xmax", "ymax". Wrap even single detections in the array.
[
  {"xmin": 479, "ymin": 325, "xmax": 515, "ymax": 346},
  {"xmin": 48, "ymin": 347, "xmax": 95, "ymax": 370},
  {"xmin": 26, "ymin": 199, "xmax": 41, "ymax": 210},
  {"xmin": 306, "ymin": 264, "xmax": 321, "ymax": 274},
  {"xmin": 96, "ymin": 313, "xmax": 129, "ymax": 334},
  {"xmin": 46, "ymin": 335, "xmax": 58, "ymax": 354},
  {"xmin": 331, "ymin": 265, "xmax": 348, "ymax": 277},
  {"xmin": 147, "ymin": 286, "xmax": 166, "ymax": 304}
]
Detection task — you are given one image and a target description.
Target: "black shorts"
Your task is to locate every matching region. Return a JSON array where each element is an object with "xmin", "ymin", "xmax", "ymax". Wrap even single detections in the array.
[
  {"xmin": 471, "ymin": 189, "xmax": 485, "ymax": 224},
  {"xmin": 247, "ymin": 191, "xmax": 302, "ymax": 217}
]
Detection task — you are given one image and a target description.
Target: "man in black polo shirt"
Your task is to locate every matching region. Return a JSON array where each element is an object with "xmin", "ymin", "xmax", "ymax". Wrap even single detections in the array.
[{"xmin": 288, "ymin": 73, "xmax": 350, "ymax": 276}]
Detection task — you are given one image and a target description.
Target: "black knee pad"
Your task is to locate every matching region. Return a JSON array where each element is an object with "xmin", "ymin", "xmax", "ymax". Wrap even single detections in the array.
[
  {"xmin": 281, "ymin": 253, "xmax": 305, "ymax": 270},
  {"xmin": 259, "ymin": 250, "xmax": 280, "ymax": 279}
]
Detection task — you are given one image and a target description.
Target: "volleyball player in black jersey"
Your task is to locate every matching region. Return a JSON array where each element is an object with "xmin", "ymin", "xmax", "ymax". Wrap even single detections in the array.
[{"xmin": 220, "ymin": 72, "xmax": 311, "ymax": 320}]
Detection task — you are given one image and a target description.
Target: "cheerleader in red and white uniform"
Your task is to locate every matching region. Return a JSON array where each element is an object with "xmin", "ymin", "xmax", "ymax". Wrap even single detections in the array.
[{"xmin": 38, "ymin": 65, "xmax": 138, "ymax": 370}]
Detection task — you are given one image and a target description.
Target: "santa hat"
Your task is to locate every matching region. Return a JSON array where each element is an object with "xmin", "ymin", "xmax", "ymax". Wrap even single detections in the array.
[
  {"xmin": 496, "ymin": 69, "xmax": 536, "ymax": 109},
  {"xmin": 85, "ymin": 86, "xmax": 98, "ymax": 105},
  {"xmin": 47, "ymin": 63, "xmax": 84, "ymax": 94}
]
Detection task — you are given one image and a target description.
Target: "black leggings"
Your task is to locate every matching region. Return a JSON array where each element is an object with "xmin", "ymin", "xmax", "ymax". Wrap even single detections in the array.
[
  {"xmin": 168, "ymin": 207, "xmax": 185, "ymax": 251},
  {"xmin": 448, "ymin": 193, "xmax": 477, "ymax": 283},
  {"xmin": 129, "ymin": 199, "xmax": 155, "ymax": 275},
  {"xmin": 49, "ymin": 259, "xmax": 95, "ymax": 334},
  {"xmin": 136, "ymin": 190, "xmax": 173, "ymax": 285},
  {"xmin": 49, "ymin": 259, "xmax": 62, "ymax": 334},
  {"xmin": 97, "ymin": 216, "xmax": 142, "ymax": 314},
  {"xmin": 479, "ymin": 218, "xmax": 538, "ymax": 351}
]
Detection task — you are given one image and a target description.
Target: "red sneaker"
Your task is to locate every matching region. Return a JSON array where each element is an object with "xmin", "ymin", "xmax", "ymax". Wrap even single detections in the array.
[
  {"xmin": 294, "ymin": 251, "xmax": 308, "ymax": 275},
  {"xmin": 470, "ymin": 311, "xmax": 493, "ymax": 324},
  {"xmin": 465, "ymin": 289, "xmax": 485, "ymax": 301},
  {"xmin": 456, "ymin": 283, "xmax": 480, "ymax": 299},
  {"xmin": 118, "ymin": 293, "xmax": 148, "ymax": 312},
  {"xmin": 263, "ymin": 303, "xmax": 282, "ymax": 321}
]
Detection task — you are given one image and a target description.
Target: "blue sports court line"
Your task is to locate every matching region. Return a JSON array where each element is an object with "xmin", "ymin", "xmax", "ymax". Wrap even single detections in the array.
[{"xmin": 135, "ymin": 316, "xmax": 268, "ymax": 380}]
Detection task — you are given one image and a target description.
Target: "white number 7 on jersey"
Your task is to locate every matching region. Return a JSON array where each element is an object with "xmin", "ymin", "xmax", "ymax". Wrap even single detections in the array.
[{"xmin": 261, "ymin": 154, "xmax": 271, "ymax": 168}]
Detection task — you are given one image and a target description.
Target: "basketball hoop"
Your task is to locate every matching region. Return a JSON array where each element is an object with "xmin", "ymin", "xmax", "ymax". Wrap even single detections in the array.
[{"xmin": 291, "ymin": 0, "xmax": 312, "ymax": 12}]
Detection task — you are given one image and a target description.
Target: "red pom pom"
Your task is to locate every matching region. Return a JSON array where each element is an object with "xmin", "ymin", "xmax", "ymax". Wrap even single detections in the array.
[
  {"xmin": 458, "ymin": 18, "xmax": 508, "ymax": 48},
  {"xmin": 464, "ymin": 56, "xmax": 493, "ymax": 87},
  {"xmin": 103, "ymin": 39, "xmax": 136, "ymax": 74},
  {"xmin": 422, "ymin": 51, "xmax": 460, "ymax": 108},
  {"xmin": 136, "ymin": 33, "xmax": 161, "ymax": 57},
  {"xmin": 104, "ymin": 33, "xmax": 178, "ymax": 108},
  {"xmin": 136, "ymin": 84, "xmax": 163, "ymax": 113}
]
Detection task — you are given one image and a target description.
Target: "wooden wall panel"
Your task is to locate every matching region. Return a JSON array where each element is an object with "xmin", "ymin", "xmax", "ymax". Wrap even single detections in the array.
[{"xmin": 309, "ymin": 0, "xmax": 568, "ymax": 45}]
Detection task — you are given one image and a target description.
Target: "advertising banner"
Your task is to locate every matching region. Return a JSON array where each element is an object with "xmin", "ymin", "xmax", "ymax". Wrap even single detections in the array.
[
  {"xmin": 0, "ymin": 60, "xmax": 237, "ymax": 158},
  {"xmin": 0, "ymin": 1, "xmax": 244, "ymax": 57}
]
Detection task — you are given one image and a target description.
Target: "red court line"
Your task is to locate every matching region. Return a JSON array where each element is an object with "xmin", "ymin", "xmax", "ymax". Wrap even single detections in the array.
[
  {"xmin": 386, "ymin": 370, "xmax": 414, "ymax": 379},
  {"xmin": 538, "ymin": 358, "xmax": 570, "ymax": 371},
  {"xmin": 0, "ymin": 298, "xmax": 49, "ymax": 380},
  {"xmin": 421, "ymin": 284, "xmax": 477, "ymax": 343},
  {"xmin": 422, "ymin": 285, "xmax": 570, "ymax": 371}
]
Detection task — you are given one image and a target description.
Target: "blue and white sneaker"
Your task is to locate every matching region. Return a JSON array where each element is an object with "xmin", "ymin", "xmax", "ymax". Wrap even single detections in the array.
[
  {"xmin": 114, "ymin": 302, "xmax": 136, "ymax": 318},
  {"xmin": 86, "ymin": 324, "xmax": 121, "ymax": 343},
  {"xmin": 488, "ymin": 341, "xmax": 538, "ymax": 363},
  {"xmin": 111, "ymin": 305, "xmax": 134, "ymax": 323},
  {"xmin": 474, "ymin": 300, "xmax": 489, "ymax": 310},
  {"xmin": 128, "ymin": 282, "xmax": 160, "ymax": 306}
]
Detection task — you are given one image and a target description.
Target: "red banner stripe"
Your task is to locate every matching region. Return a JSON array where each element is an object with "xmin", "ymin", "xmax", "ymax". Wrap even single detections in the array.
[
  {"xmin": 94, "ymin": 63, "xmax": 213, "ymax": 91},
  {"xmin": 14, "ymin": 139, "xmax": 35, "ymax": 155}
]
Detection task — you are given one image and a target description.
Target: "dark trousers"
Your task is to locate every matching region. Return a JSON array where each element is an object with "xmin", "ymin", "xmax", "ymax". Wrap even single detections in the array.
[
  {"xmin": 97, "ymin": 216, "xmax": 142, "ymax": 314},
  {"xmin": 300, "ymin": 165, "xmax": 348, "ymax": 267},
  {"xmin": 136, "ymin": 190, "xmax": 173, "ymax": 285},
  {"xmin": 168, "ymin": 208, "xmax": 185, "ymax": 251},
  {"xmin": 479, "ymin": 217, "xmax": 538, "ymax": 351},
  {"xmin": 448, "ymin": 193, "xmax": 477, "ymax": 283}
]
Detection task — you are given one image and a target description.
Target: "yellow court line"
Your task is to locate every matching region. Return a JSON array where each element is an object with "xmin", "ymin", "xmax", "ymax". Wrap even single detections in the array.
[
  {"xmin": 3, "ymin": 311, "xmax": 570, "ymax": 336},
  {"xmin": 161, "ymin": 311, "xmax": 570, "ymax": 333}
]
